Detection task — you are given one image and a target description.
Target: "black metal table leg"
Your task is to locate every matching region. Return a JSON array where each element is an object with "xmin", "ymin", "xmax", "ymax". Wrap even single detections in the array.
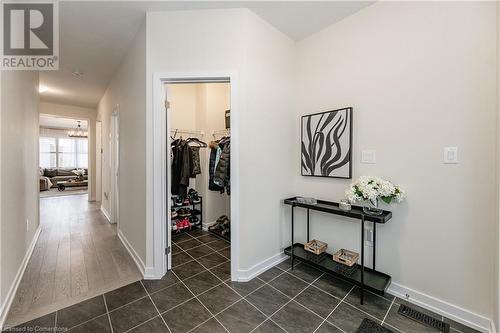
[
  {"xmin": 360, "ymin": 215, "xmax": 365, "ymax": 305},
  {"xmin": 291, "ymin": 205, "xmax": 295, "ymax": 270},
  {"xmin": 306, "ymin": 208, "xmax": 310, "ymax": 243},
  {"xmin": 373, "ymin": 222, "xmax": 376, "ymax": 270}
]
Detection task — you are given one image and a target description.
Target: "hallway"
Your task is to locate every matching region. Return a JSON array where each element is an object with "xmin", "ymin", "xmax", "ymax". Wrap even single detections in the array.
[{"xmin": 5, "ymin": 195, "xmax": 141, "ymax": 328}]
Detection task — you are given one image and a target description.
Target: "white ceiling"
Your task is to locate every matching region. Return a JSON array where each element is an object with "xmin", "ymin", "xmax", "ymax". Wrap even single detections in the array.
[
  {"xmin": 39, "ymin": 1, "xmax": 373, "ymax": 108},
  {"xmin": 40, "ymin": 115, "xmax": 89, "ymax": 130}
]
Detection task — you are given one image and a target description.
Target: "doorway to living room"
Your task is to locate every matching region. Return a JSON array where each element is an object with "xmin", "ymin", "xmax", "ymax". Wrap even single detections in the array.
[{"xmin": 39, "ymin": 115, "xmax": 90, "ymax": 198}]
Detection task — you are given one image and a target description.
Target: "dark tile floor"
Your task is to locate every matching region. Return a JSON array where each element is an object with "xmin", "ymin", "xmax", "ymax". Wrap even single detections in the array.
[{"xmin": 2, "ymin": 230, "xmax": 481, "ymax": 333}]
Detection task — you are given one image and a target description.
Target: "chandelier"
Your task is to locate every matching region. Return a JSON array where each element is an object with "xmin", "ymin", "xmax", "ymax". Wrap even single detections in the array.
[{"xmin": 68, "ymin": 121, "xmax": 88, "ymax": 138}]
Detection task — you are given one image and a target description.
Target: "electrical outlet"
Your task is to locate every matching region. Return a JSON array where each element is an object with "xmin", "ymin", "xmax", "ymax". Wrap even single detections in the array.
[
  {"xmin": 365, "ymin": 228, "xmax": 374, "ymax": 247},
  {"xmin": 443, "ymin": 147, "xmax": 458, "ymax": 164},
  {"xmin": 405, "ymin": 293, "xmax": 411, "ymax": 300},
  {"xmin": 361, "ymin": 150, "xmax": 376, "ymax": 164}
]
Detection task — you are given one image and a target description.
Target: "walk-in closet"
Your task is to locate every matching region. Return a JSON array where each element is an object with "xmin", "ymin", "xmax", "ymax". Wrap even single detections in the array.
[{"xmin": 167, "ymin": 82, "xmax": 232, "ymax": 290}]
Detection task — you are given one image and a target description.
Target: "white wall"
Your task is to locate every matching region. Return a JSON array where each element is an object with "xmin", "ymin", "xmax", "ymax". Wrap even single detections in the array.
[
  {"xmin": 0, "ymin": 71, "xmax": 40, "ymax": 318},
  {"xmin": 147, "ymin": 8, "xmax": 295, "ymax": 271},
  {"xmin": 39, "ymin": 102, "xmax": 97, "ymax": 201},
  {"xmin": 496, "ymin": 2, "xmax": 500, "ymax": 330},
  {"xmin": 97, "ymin": 20, "xmax": 147, "ymax": 264},
  {"xmin": 200, "ymin": 83, "xmax": 231, "ymax": 223},
  {"xmin": 294, "ymin": 1, "xmax": 496, "ymax": 324}
]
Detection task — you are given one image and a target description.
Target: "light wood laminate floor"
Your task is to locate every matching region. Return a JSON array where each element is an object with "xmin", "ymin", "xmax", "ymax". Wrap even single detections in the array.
[{"xmin": 5, "ymin": 194, "xmax": 142, "ymax": 327}]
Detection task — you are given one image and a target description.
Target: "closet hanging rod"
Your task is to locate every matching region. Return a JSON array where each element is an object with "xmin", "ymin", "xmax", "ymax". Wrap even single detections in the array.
[
  {"xmin": 170, "ymin": 129, "xmax": 205, "ymax": 137},
  {"xmin": 211, "ymin": 129, "xmax": 230, "ymax": 138}
]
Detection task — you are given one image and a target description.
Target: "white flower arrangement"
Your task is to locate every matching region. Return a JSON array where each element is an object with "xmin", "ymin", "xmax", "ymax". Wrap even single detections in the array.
[{"xmin": 345, "ymin": 176, "xmax": 406, "ymax": 205}]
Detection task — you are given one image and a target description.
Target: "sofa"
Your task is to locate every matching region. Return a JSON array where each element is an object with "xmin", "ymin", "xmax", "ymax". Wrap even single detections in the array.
[{"xmin": 39, "ymin": 167, "xmax": 88, "ymax": 190}]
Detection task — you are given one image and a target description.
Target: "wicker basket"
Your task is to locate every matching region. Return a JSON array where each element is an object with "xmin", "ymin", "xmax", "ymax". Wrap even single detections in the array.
[
  {"xmin": 304, "ymin": 240, "xmax": 328, "ymax": 255},
  {"xmin": 333, "ymin": 249, "xmax": 359, "ymax": 267}
]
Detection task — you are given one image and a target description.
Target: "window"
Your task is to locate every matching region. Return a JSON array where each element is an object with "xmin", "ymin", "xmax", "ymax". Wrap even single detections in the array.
[
  {"xmin": 40, "ymin": 137, "xmax": 57, "ymax": 168},
  {"xmin": 39, "ymin": 137, "xmax": 88, "ymax": 169}
]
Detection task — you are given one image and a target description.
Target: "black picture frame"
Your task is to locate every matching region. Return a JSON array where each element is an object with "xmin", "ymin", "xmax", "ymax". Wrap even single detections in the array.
[{"xmin": 301, "ymin": 107, "xmax": 352, "ymax": 179}]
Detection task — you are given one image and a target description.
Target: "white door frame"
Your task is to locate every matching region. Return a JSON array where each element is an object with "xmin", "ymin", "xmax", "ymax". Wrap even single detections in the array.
[
  {"xmin": 110, "ymin": 106, "xmax": 119, "ymax": 225},
  {"xmin": 96, "ymin": 121, "xmax": 102, "ymax": 202},
  {"xmin": 152, "ymin": 72, "xmax": 239, "ymax": 280}
]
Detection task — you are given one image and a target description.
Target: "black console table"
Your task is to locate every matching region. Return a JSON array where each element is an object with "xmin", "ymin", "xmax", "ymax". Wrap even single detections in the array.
[{"xmin": 283, "ymin": 197, "xmax": 392, "ymax": 304}]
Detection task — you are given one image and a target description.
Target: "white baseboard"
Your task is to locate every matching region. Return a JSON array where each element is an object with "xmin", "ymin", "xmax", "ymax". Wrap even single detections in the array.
[
  {"xmin": 0, "ymin": 226, "xmax": 41, "ymax": 330},
  {"xmin": 202, "ymin": 220, "xmax": 217, "ymax": 231},
  {"xmin": 100, "ymin": 205, "xmax": 112, "ymax": 223},
  {"xmin": 236, "ymin": 252, "xmax": 288, "ymax": 282},
  {"xmin": 388, "ymin": 282, "xmax": 492, "ymax": 333},
  {"xmin": 117, "ymin": 229, "xmax": 146, "ymax": 277}
]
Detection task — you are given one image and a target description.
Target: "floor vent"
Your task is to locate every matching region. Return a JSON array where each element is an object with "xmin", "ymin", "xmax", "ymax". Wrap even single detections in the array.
[{"xmin": 397, "ymin": 304, "xmax": 450, "ymax": 332}]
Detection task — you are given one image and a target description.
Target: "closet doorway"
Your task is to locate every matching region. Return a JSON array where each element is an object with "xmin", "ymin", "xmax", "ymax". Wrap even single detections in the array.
[{"xmin": 165, "ymin": 79, "xmax": 233, "ymax": 284}]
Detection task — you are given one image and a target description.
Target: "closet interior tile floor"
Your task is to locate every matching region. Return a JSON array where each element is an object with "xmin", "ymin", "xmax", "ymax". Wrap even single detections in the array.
[
  {"xmin": 4, "ymin": 228, "xmax": 480, "ymax": 333},
  {"xmin": 4, "ymin": 194, "xmax": 142, "ymax": 329}
]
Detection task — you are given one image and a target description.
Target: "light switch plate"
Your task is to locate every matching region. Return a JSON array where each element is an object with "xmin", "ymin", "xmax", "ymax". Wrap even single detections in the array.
[
  {"xmin": 443, "ymin": 147, "xmax": 458, "ymax": 164},
  {"xmin": 361, "ymin": 150, "xmax": 376, "ymax": 164}
]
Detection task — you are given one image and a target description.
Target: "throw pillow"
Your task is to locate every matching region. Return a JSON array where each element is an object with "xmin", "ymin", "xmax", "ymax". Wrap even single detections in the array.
[{"xmin": 44, "ymin": 168, "xmax": 57, "ymax": 177}]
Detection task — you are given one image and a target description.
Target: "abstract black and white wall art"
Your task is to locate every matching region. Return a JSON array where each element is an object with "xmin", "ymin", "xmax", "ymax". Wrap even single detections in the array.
[{"xmin": 301, "ymin": 107, "xmax": 352, "ymax": 179}]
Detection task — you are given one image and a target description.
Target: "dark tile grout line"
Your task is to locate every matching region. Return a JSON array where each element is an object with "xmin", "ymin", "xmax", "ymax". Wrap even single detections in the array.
[
  {"xmin": 172, "ymin": 247, "xmax": 228, "ymax": 269},
  {"xmin": 102, "ymin": 294, "xmax": 115, "ymax": 333},
  {"xmin": 176, "ymin": 242, "xmax": 358, "ymax": 333},
  {"xmin": 172, "ymin": 239, "xmax": 292, "ymax": 333},
  {"xmin": 186, "ymin": 262, "xmax": 294, "ymax": 333},
  {"xmin": 381, "ymin": 297, "xmax": 396, "ymax": 325},
  {"xmin": 172, "ymin": 229, "xmax": 221, "ymax": 244},
  {"xmin": 66, "ymin": 313, "xmax": 109, "ymax": 332},
  {"xmin": 25, "ymin": 228, "xmax": 467, "ymax": 333},
  {"xmin": 53, "ymin": 311, "xmax": 57, "ymax": 331},
  {"xmin": 279, "ymin": 261, "xmax": 395, "ymax": 326},
  {"xmin": 139, "ymin": 280, "xmax": 172, "ymax": 333},
  {"xmin": 174, "ymin": 238, "xmax": 225, "ymax": 253},
  {"xmin": 312, "ymin": 285, "xmax": 355, "ymax": 333},
  {"xmin": 170, "ymin": 269, "xmax": 232, "ymax": 333},
  {"xmin": 171, "ymin": 239, "xmax": 238, "ymax": 332},
  {"xmin": 249, "ymin": 272, "xmax": 327, "ymax": 333}
]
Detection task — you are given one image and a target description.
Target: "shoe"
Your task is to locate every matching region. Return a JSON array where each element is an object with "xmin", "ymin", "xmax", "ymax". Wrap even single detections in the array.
[
  {"xmin": 188, "ymin": 189, "xmax": 201, "ymax": 203},
  {"xmin": 177, "ymin": 208, "xmax": 192, "ymax": 217},
  {"xmin": 171, "ymin": 210, "xmax": 178, "ymax": 219},
  {"xmin": 174, "ymin": 196, "xmax": 184, "ymax": 207},
  {"xmin": 189, "ymin": 216, "xmax": 199, "ymax": 225},
  {"xmin": 176, "ymin": 218, "xmax": 192, "ymax": 232},
  {"xmin": 183, "ymin": 197, "xmax": 191, "ymax": 206}
]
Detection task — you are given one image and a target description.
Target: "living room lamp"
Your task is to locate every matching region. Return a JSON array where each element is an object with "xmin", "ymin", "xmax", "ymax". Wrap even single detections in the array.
[{"xmin": 68, "ymin": 121, "xmax": 88, "ymax": 138}]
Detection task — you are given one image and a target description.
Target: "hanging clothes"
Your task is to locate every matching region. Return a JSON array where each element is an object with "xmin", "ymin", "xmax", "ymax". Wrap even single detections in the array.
[
  {"xmin": 208, "ymin": 141, "xmax": 224, "ymax": 192},
  {"xmin": 171, "ymin": 139, "xmax": 186, "ymax": 196},
  {"xmin": 171, "ymin": 137, "xmax": 206, "ymax": 196},
  {"xmin": 190, "ymin": 147, "xmax": 201, "ymax": 176},
  {"xmin": 210, "ymin": 137, "xmax": 230, "ymax": 194}
]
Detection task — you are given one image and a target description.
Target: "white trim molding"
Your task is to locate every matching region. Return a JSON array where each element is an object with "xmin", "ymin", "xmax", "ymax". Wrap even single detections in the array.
[
  {"xmin": 152, "ymin": 71, "xmax": 240, "ymax": 282},
  {"xmin": 388, "ymin": 282, "xmax": 493, "ymax": 333},
  {"xmin": 0, "ymin": 226, "xmax": 42, "ymax": 330},
  {"xmin": 100, "ymin": 205, "xmax": 111, "ymax": 223},
  {"xmin": 117, "ymin": 229, "xmax": 149, "ymax": 278},
  {"xmin": 236, "ymin": 252, "xmax": 288, "ymax": 282}
]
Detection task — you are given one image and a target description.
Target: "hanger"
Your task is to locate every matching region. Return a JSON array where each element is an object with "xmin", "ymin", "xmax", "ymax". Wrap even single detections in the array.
[{"xmin": 186, "ymin": 137, "xmax": 207, "ymax": 148}]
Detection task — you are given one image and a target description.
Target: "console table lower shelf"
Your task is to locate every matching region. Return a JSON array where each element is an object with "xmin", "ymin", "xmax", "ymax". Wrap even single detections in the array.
[{"xmin": 284, "ymin": 244, "xmax": 392, "ymax": 296}]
